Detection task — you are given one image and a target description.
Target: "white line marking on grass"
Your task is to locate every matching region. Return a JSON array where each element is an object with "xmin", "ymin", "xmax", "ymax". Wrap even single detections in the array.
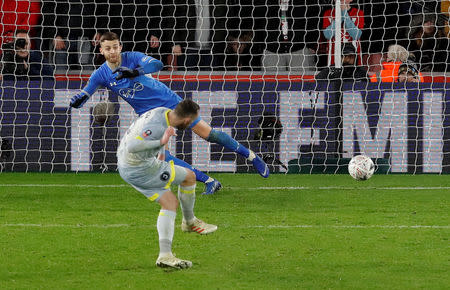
[
  {"xmin": 1, "ymin": 223, "xmax": 448, "ymax": 229},
  {"xmin": 0, "ymin": 223, "xmax": 133, "ymax": 228},
  {"xmin": 250, "ymin": 225, "xmax": 450, "ymax": 229},
  {"xmin": 1, "ymin": 184, "xmax": 450, "ymax": 191},
  {"xmin": 252, "ymin": 186, "xmax": 450, "ymax": 190},
  {"xmin": 0, "ymin": 184, "xmax": 129, "ymax": 188}
]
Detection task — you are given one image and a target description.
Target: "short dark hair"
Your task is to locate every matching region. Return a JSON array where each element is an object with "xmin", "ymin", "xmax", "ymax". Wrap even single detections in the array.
[
  {"xmin": 15, "ymin": 29, "xmax": 29, "ymax": 36},
  {"xmin": 100, "ymin": 32, "xmax": 120, "ymax": 43},
  {"xmin": 342, "ymin": 43, "xmax": 356, "ymax": 55},
  {"xmin": 174, "ymin": 99, "xmax": 200, "ymax": 118}
]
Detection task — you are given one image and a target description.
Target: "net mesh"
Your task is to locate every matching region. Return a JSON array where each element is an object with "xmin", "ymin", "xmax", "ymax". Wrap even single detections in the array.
[{"xmin": 0, "ymin": 0, "xmax": 449, "ymax": 173}]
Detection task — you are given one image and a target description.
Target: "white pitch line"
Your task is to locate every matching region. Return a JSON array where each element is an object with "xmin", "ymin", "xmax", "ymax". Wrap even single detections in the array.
[
  {"xmin": 0, "ymin": 223, "xmax": 448, "ymax": 229},
  {"xmin": 0, "ymin": 184, "xmax": 129, "ymax": 188},
  {"xmin": 254, "ymin": 186, "xmax": 450, "ymax": 190},
  {"xmin": 0, "ymin": 223, "xmax": 134, "ymax": 228},
  {"xmin": 1, "ymin": 184, "xmax": 450, "ymax": 191},
  {"xmin": 250, "ymin": 225, "xmax": 450, "ymax": 229}
]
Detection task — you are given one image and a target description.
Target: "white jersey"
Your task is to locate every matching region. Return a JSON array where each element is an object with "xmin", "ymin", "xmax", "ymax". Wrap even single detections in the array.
[{"xmin": 117, "ymin": 107, "xmax": 170, "ymax": 167}]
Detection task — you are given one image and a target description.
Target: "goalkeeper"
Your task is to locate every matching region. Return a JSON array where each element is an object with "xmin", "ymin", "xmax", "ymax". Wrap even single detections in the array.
[
  {"xmin": 69, "ymin": 32, "xmax": 269, "ymax": 194},
  {"xmin": 117, "ymin": 99, "xmax": 216, "ymax": 269}
]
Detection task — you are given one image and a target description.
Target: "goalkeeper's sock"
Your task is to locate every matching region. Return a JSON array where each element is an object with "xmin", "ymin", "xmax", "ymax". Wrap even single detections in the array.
[
  {"xmin": 247, "ymin": 150, "xmax": 256, "ymax": 161},
  {"xmin": 164, "ymin": 150, "xmax": 210, "ymax": 183},
  {"xmin": 157, "ymin": 209, "xmax": 176, "ymax": 256},
  {"xmin": 206, "ymin": 129, "xmax": 251, "ymax": 159},
  {"xmin": 178, "ymin": 184, "xmax": 196, "ymax": 223}
]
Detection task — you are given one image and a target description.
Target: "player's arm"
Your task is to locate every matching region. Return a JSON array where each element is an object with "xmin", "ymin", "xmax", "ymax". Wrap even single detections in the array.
[
  {"xmin": 69, "ymin": 71, "xmax": 102, "ymax": 108},
  {"xmin": 113, "ymin": 52, "xmax": 164, "ymax": 80},
  {"xmin": 343, "ymin": 9, "xmax": 362, "ymax": 40},
  {"xmin": 127, "ymin": 126, "xmax": 176, "ymax": 154},
  {"xmin": 157, "ymin": 147, "xmax": 165, "ymax": 161},
  {"xmin": 323, "ymin": 10, "xmax": 334, "ymax": 40},
  {"xmin": 137, "ymin": 54, "xmax": 164, "ymax": 73}
]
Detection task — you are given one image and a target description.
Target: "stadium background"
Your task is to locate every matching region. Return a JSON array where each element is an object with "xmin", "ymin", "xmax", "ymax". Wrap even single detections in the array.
[
  {"xmin": 1, "ymin": 0, "xmax": 449, "ymax": 174},
  {"xmin": 0, "ymin": 1, "xmax": 449, "ymax": 288}
]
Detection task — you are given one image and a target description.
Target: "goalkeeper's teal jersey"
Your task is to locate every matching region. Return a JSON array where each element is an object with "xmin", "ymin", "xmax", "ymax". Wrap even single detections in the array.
[{"xmin": 82, "ymin": 52, "xmax": 182, "ymax": 115}]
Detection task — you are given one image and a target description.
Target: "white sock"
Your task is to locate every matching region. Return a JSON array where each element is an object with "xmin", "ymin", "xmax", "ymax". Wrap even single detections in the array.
[
  {"xmin": 178, "ymin": 184, "xmax": 196, "ymax": 223},
  {"xmin": 157, "ymin": 209, "xmax": 176, "ymax": 256},
  {"xmin": 248, "ymin": 150, "xmax": 256, "ymax": 161}
]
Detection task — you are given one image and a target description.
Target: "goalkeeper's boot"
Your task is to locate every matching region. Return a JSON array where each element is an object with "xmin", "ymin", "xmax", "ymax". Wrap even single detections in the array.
[
  {"xmin": 202, "ymin": 179, "xmax": 222, "ymax": 195},
  {"xmin": 156, "ymin": 253, "xmax": 192, "ymax": 269},
  {"xmin": 181, "ymin": 218, "xmax": 218, "ymax": 235},
  {"xmin": 252, "ymin": 154, "xmax": 270, "ymax": 178}
]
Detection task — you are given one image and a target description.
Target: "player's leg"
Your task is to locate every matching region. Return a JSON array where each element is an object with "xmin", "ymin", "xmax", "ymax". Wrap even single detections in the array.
[
  {"xmin": 164, "ymin": 150, "xmax": 222, "ymax": 195},
  {"xmin": 155, "ymin": 190, "xmax": 192, "ymax": 269},
  {"xmin": 117, "ymin": 164, "xmax": 191, "ymax": 269},
  {"xmin": 173, "ymin": 165, "xmax": 217, "ymax": 235},
  {"xmin": 191, "ymin": 119, "xmax": 269, "ymax": 178},
  {"xmin": 155, "ymin": 190, "xmax": 178, "ymax": 258}
]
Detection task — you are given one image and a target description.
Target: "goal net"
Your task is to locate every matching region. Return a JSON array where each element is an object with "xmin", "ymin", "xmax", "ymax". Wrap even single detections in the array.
[{"xmin": 0, "ymin": 0, "xmax": 449, "ymax": 174}]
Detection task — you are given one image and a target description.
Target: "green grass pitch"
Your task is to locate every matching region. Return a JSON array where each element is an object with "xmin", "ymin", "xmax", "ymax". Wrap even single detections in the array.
[{"xmin": 0, "ymin": 172, "xmax": 449, "ymax": 289}]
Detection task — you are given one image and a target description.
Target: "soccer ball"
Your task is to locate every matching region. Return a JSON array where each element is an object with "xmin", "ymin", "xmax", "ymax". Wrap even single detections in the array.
[
  {"xmin": 93, "ymin": 101, "xmax": 115, "ymax": 125},
  {"xmin": 348, "ymin": 155, "xmax": 375, "ymax": 180}
]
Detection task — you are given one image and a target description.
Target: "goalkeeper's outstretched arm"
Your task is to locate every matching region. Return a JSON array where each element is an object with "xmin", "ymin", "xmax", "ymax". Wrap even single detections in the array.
[
  {"xmin": 69, "ymin": 71, "xmax": 102, "ymax": 108},
  {"xmin": 137, "ymin": 54, "xmax": 164, "ymax": 73}
]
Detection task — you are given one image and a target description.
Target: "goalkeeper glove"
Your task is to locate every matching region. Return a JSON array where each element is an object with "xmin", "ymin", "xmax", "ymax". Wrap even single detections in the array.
[
  {"xmin": 113, "ymin": 66, "xmax": 145, "ymax": 80},
  {"xmin": 69, "ymin": 94, "xmax": 89, "ymax": 108}
]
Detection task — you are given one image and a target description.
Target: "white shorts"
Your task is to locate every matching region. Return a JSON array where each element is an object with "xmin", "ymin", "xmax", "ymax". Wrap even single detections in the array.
[{"xmin": 118, "ymin": 160, "xmax": 188, "ymax": 202}]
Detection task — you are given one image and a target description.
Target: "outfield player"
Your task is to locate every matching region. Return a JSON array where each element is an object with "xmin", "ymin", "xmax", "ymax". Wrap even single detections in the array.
[
  {"xmin": 69, "ymin": 32, "xmax": 269, "ymax": 195},
  {"xmin": 118, "ymin": 99, "xmax": 216, "ymax": 269}
]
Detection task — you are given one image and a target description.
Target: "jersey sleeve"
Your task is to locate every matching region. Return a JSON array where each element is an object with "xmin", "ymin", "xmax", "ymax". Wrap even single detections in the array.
[
  {"xmin": 81, "ymin": 70, "xmax": 103, "ymax": 97},
  {"xmin": 129, "ymin": 52, "xmax": 164, "ymax": 73},
  {"xmin": 344, "ymin": 10, "xmax": 363, "ymax": 40}
]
